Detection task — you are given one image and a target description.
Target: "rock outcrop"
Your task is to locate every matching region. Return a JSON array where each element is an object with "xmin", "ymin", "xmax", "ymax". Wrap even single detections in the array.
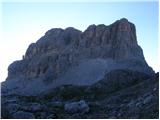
[{"xmin": 1, "ymin": 18, "xmax": 154, "ymax": 96}]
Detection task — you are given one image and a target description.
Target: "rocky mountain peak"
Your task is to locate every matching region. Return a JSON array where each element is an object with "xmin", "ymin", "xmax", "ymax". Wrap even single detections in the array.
[
  {"xmin": 45, "ymin": 28, "xmax": 64, "ymax": 36},
  {"xmin": 119, "ymin": 18, "xmax": 129, "ymax": 23},
  {"xmin": 118, "ymin": 18, "xmax": 131, "ymax": 32},
  {"xmin": 1, "ymin": 18, "xmax": 158, "ymax": 119},
  {"xmin": 24, "ymin": 18, "xmax": 138, "ymax": 60},
  {"xmin": 2, "ymin": 18, "xmax": 154, "ymax": 95}
]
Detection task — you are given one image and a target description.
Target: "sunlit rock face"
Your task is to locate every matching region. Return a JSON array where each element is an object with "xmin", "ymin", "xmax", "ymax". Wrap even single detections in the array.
[{"xmin": 2, "ymin": 18, "xmax": 154, "ymax": 95}]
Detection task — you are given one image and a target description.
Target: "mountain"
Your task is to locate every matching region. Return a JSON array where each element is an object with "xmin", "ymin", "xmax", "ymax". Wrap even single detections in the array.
[
  {"xmin": 2, "ymin": 18, "xmax": 154, "ymax": 95},
  {"xmin": 1, "ymin": 18, "xmax": 158, "ymax": 119}
]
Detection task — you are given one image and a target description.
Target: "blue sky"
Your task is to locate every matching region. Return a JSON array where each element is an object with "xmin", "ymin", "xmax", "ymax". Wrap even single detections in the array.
[{"xmin": 0, "ymin": 1, "xmax": 158, "ymax": 82}]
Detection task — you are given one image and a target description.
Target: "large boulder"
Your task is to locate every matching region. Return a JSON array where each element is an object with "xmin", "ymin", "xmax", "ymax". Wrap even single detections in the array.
[{"xmin": 64, "ymin": 100, "xmax": 89, "ymax": 114}]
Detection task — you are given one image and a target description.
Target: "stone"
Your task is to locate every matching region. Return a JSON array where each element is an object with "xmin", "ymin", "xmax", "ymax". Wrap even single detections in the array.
[
  {"xmin": 1, "ymin": 105, "xmax": 11, "ymax": 119},
  {"xmin": 5, "ymin": 99, "xmax": 18, "ymax": 104},
  {"xmin": 64, "ymin": 100, "xmax": 89, "ymax": 114},
  {"xmin": 6, "ymin": 103, "xmax": 21, "ymax": 114},
  {"xmin": 21, "ymin": 103, "xmax": 44, "ymax": 112},
  {"xmin": 127, "ymin": 100, "xmax": 136, "ymax": 108},
  {"xmin": 49, "ymin": 101, "xmax": 64, "ymax": 108},
  {"xmin": 2, "ymin": 96, "xmax": 20, "ymax": 104},
  {"xmin": 35, "ymin": 112, "xmax": 47, "ymax": 119},
  {"xmin": 143, "ymin": 95, "xmax": 154, "ymax": 105},
  {"xmin": 47, "ymin": 113, "xmax": 58, "ymax": 119},
  {"xmin": 12, "ymin": 111, "xmax": 35, "ymax": 119}
]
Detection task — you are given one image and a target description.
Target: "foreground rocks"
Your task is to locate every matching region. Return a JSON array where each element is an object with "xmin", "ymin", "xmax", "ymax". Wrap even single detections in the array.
[{"xmin": 1, "ymin": 72, "xmax": 159, "ymax": 119}]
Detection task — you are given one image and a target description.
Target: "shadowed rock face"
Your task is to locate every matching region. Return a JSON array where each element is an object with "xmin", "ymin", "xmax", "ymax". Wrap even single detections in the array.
[{"xmin": 2, "ymin": 18, "xmax": 154, "ymax": 95}]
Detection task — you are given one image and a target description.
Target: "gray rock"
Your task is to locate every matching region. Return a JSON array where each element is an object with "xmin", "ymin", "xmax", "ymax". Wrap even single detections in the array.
[
  {"xmin": 47, "ymin": 113, "xmax": 57, "ymax": 119},
  {"xmin": 12, "ymin": 111, "xmax": 35, "ymax": 119},
  {"xmin": 5, "ymin": 99, "xmax": 19, "ymax": 104},
  {"xmin": 35, "ymin": 112, "xmax": 47, "ymax": 119},
  {"xmin": 64, "ymin": 100, "xmax": 89, "ymax": 114},
  {"xmin": 6, "ymin": 103, "xmax": 21, "ymax": 114},
  {"xmin": 21, "ymin": 103, "xmax": 44, "ymax": 112},
  {"xmin": 143, "ymin": 95, "xmax": 154, "ymax": 105},
  {"xmin": 1, "ymin": 96, "xmax": 20, "ymax": 105},
  {"xmin": 135, "ymin": 102, "xmax": 143, "ymax": 108},
  {"xmin": 49, "ymin": 101, "xmax": 64, "ymax": 108},
  {"xmin": 127, "ymin": 100, "xmax": 136, "ymax": 108},
  {"xmin": 1, "ymin": 105, "xmax": 11, "ymax": 119}
]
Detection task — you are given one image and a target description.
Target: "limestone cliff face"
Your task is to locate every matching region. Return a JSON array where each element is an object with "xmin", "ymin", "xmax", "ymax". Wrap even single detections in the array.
[
  {"xmin": 3, "ymin": 18, "xmax": 154, "ymax": 95},
  {"xmin": 24, "ymin": 18, "xmax": 139, "ymax": 60}
]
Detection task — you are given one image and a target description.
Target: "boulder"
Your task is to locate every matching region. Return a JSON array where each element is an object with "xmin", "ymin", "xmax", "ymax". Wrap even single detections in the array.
[
  {"xmin": 5, "ymin": 103, "xmax": 21, "ymax": 114},
  {"xmin": 21, "ymin": 103, "xmax": 44, "ymax": 112},
  {"xmin": 12, "ymin": 111, "xmax": 35, "ymax": 119},
  {"xmin": 143, "ymin": 95, "xmax": 154, "ymax": 105},
  {"xmin": 64, "ymin": 100, "xmax": 89, "ymax": 114}
]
